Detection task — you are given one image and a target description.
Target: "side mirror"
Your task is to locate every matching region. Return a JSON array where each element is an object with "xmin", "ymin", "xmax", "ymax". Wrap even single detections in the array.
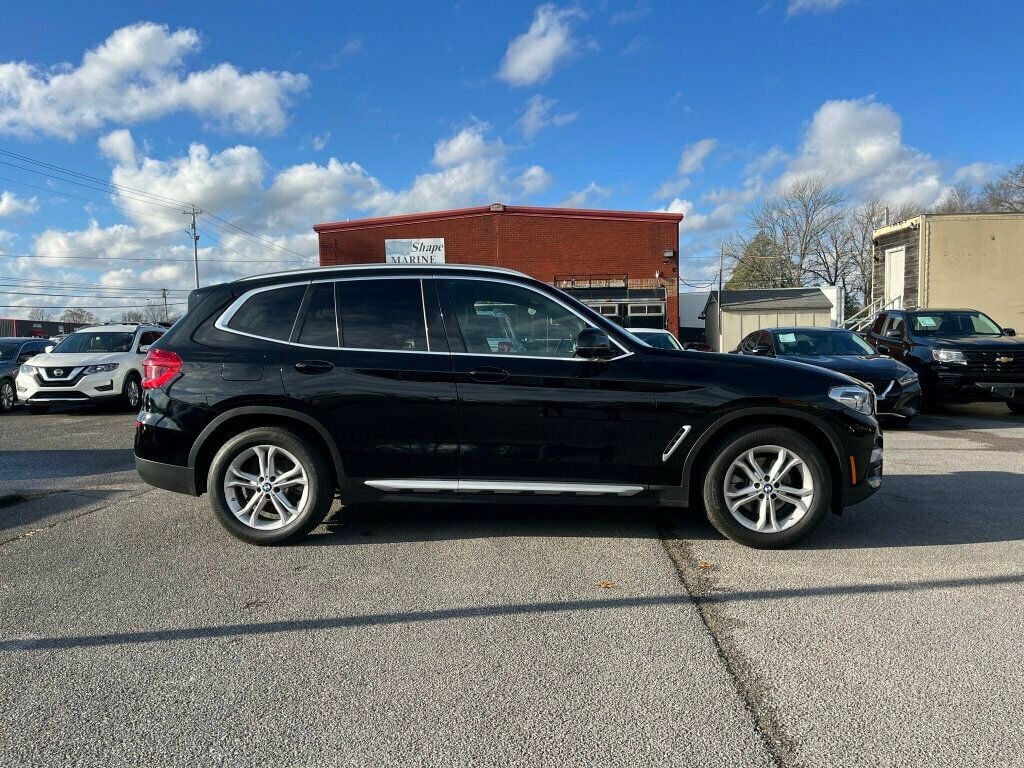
[
  {"xmin": 575, "ymin": 328, "xmax": 615, "ymax": 360},
  {"xmin": 752, "ymin": 344, "xmax": 773, "ymax": 357},
  {"xmin": 1002, "ymin": 328, "xmax": 1016, "ymax": 337},
  {"xmin": 44, "ymin": 345, "xmax": 54, "ymax": 353},
  {"xmin": 138, "ymin": 345, "xmax": 151, "ymax": 354},
  {"xmin": 885, "ymin": 328, "xmax": 903, "ymax": 339}
]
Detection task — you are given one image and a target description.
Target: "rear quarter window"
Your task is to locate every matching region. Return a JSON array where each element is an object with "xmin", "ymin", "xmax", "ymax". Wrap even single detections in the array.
[{"xmin": 225, "ymin": 285, "xmax": 307, "ymax": 341}]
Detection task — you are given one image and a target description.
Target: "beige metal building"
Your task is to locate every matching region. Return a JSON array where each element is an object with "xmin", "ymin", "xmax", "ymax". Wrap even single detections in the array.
[
  {"xmin": 871, "ymin": 213, "xmax": 1024, "ymax": 329},
  {"xmin": 703, "ymin": 288, "xmax": 836, "ymax": 352}
]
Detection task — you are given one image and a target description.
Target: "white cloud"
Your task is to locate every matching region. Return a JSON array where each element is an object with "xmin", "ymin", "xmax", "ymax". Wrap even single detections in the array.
[
  {"xmin": 787, "ymin": 0, "xmax": 849, "ymax": 15},
  {"xmin": 311, "ymin": 131, "xmax": 331, "ymax": 151},
  {"xmin": 560, "ymin": 181, "xmax": 610, "ymax": 208},
  {"xmin": 517, "ymin": 94, "xmax": 579, "ymax": 140},
  {"xmin": 0, "ymin": 190, "xmax": 38, "ymax": 217},
  {"xmin": 610, "ymin": 2, "xmax": 653, "ymax": 25},
  {"xmin": 432, "ymin": 124, "xmax": 505, "ymax": 168},
  {"xmin": 953, "ymin": 162, "xmax": 1000, "ymax": 186},
  {"xmin": 0, "ymin": 22, "xmax": 309, "ymax": 139},
  {"xmin": 654, "ymin": 137, "xmax": 718, "ymax": 199},
  {"xmin": 518, "ymin": 165, "xmax": 554, "ymax": 195},
  {"xmin": 498, "ymin": 5, "xmax": 584, "ymax": 86},
  {"xmin": 659, "ymin": 198, "xmax": 738, "ymax": 233},
  {"xmin": 779, "ymin": 96, "xmax": 943, "ymax": 205}
]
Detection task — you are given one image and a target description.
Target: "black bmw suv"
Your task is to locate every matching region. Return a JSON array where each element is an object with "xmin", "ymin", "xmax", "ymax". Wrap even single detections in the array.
[
  {"xmin": 864, "ymin": 308, "xmax": 1024, "ymax": 412},
  {"xmin": 135, "ymin": 265, "xmax": 882, "ymax": 549}
]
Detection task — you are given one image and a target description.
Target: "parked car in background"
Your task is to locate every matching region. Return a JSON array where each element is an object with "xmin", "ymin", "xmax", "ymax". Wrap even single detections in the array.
[
  {"xmin": 16, "ymin": 323, "xmax": 165, "ymax": 414},
  {"xmin": 134, "ymin": 264, "xmax": 883, "ymax": 550},
  {"xmin": 0, "ymin": 338, "xmax": 49, "ymax": 414},
  {"xmin": 864, "ymin": 308, "xmax": 1024, "ymax": 413},
  {"xmin": 627, "ymin": 327, "xmax": 686, "ymax": 351},
  {"xmin": 734, "ymin": 327, "xmax": 922, "ymax": 425}
]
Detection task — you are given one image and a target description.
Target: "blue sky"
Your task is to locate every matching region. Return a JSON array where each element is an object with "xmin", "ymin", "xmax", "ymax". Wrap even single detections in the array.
[{"xmin": 0, "ymin": 0, "xmax": 1022, "ymax": 318}]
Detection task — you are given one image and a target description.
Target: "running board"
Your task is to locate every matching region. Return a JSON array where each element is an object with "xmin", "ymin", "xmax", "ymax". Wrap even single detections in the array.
[{"xmin": 364, "ymin": 479, "xmax": 644, "ymax": 496}]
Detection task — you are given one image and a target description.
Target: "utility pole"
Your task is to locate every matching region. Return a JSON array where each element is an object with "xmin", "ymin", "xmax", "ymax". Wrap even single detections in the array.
[
  {"xmin": 184, "ymin": 204, "xmax": 202, "ymax": 288},
  {"xmin": 717, "ymin": 245, "xmax": 724, "ymax": 353},
  {"xmin": 161, "ymin": 288, "xmax": 169, "ymax": 323}
]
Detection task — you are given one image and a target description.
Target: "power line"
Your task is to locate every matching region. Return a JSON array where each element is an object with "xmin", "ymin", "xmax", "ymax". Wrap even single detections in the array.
[
  {"xmin": 202, "ymin": 212, "xmax": 314, "ymax": 260},
  {"xmin": 0, "ymin": 302, "xmax": 188, "ymax": 310},
  {"xmin": 0, "ymin": 289, "xmax": 185, "ymax": 300}
]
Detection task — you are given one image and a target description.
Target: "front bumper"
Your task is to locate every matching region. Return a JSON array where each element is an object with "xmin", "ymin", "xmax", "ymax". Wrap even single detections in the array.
[
  {"xmin": 16, "ymin": 371, "xmax": 122, "ymax": 406},
  {"xmin": 925, "ymin": 367, "xmax": 1024, "ymax": 403},
  {"xmin": 842, "ymin": 435, "xmax": 883, "ymax": 507},
  {"xmin": 876, "ymin": 380, "xmax": 922, "ymax": 420}
]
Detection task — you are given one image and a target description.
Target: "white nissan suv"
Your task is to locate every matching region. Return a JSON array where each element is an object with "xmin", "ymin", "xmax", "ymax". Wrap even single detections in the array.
[{"xmin": 16, "ymin": 323, "xmax": 165, "ymax": 414}]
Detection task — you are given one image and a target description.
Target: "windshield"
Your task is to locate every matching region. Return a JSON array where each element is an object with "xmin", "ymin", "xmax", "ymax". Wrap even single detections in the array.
[
  {"xmin": 633, "ymin": 331, "xmax": 683, "ymax": 350},
  {"xmin": 773, "ymin": 329, "xmax": 875, "ymax": 357},
  {"xmin": 0, "ymin": 342, "xmax": 21, "ymax": 361},
  {"xmin": 52, "ymin": 331, "xmax": 134, "ymax": 354},
  {"xmin": 908, "ymin": 311, "xmax": 1002, "ymax": 337}
]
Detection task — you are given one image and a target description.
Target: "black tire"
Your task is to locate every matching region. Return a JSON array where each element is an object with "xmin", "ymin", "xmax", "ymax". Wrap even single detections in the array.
[
  {"xmin": 25, "ymin": 404, "xmax": 49, "ymax": 415},
  {"xmin": 702, "ymin": 427, "xmax": 832, "ymax": 549},
  {"xmin": 0, "ymin": 379, "xmax": 14, "ymax": 414},
  {"xmin": 121, "ymin": 372, "xmax": 142, "ymax": 412},
  {"xmin": 207, "ymin": 426, "xmax": 334, "ymax": 545},
  {"xmin": 1007, "ymin": 401, "xmax": 1024, "ymax": 415}
]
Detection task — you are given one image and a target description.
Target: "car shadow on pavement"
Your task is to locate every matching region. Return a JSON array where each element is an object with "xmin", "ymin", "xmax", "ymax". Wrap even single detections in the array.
[
  {"xmin": 309, "ymin": 502, "xmax": 697, "ymax": 546},
  {"xmin": 0, "ymin": 488, "xmax": 127, "ymax": 535},
  {"xmin": 802, "ymin": 470, "xmax": 1024, "ymax": 549},
  {"xmin": 0, "ymin": 449, "xmax": 135, "ymax": 481}
]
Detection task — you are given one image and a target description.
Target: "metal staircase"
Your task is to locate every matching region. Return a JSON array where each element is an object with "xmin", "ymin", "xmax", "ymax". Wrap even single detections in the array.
[{"xmin": 842, "ymin": 296, "xmax": 903, "ymax": 333}]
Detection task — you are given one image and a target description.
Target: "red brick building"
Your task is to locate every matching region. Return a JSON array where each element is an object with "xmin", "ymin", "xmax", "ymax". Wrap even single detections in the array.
[{"xmin": 314, "ymin": 203, "xmax": 684, "ymax": 332}]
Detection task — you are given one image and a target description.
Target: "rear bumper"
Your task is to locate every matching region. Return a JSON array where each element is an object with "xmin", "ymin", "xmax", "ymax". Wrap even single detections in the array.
[{"xmin": 135, "ymin": 456, "xmax": 196, "ymax": 496}]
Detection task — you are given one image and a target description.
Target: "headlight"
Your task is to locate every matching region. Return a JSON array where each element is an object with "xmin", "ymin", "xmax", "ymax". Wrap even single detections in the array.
[
  {"xmin": 897, "ymin": 371, "xmax": 918, "ymax": 386},
  {"xmin": 829, "ymin": 384, "xmax": 874, "ymax": 415},
  {"xmin": 83, "ymin": 363, "xmax": 119, "ymax": 374},
  {"xmin": 20, "ymin": 364, "xmax": 36, "ymax": 375},
  {"xmin": 932, "ymin": 349, "xmax": 966, "ymax": 365}
]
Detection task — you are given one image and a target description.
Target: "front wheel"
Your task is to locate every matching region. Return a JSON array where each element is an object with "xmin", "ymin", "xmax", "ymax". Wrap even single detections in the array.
[
  {"xmin": 702, "ymin": 427, "xmax": 832, "ymax": 549},
  {"xmin": 207, "ymin": 427, "xmax": 334, "ymax": 545},
  {"xmin": 0, "ymin": 379, "xmax": 14, "ymax": 413},
  {"xmin": 1008, "ymin": 401, "xmax": 1024, "ymax": 415},
  {"xmin": 121, "ymin": 373, "xmax": 142, "ymax": 412}
]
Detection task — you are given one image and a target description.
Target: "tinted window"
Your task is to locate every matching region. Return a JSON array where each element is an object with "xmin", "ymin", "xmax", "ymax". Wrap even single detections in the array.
[
  {"xmin": 870, "ymin": 314, "xmax": 887, "ymax": 335},
  {"xmin": 296, "ymin": 283, "xmax": 338, "ymax": 347},
  {"xmin": 227, "ymin": 285, "xmax": 306, "ymax": 341},
  {"xmin": 0, "ymin": 342, "xmax": 19, "ymax": 361},
  {"xmin": 883, "ymin": 314, "xmax": 906, "ymax": 338},
  {"xmin": 336, "ymin": 279, "xmax": 427, "ymax": 351},
  {"xmin": 138, "ymin": 331, "xmax": 163, "ymax": 348},
  {"xmin": 444, "ymin": 279, "xmax": 586, "ymax": 358}
]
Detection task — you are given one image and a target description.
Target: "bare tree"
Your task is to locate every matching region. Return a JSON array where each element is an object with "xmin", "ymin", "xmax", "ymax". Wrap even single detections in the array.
[
  {"xmin": 750, "ymin": 176, "xmax": 847, "ymax": 285},
  {"xmin": 931, "ymin": 182, "xmax": 978, "ymax": 214},
  {"xmin": 27, "ymin": 308, "xmax": 53, "ymax": 321},
  {"xmin": 60, "ymin": 307, "xmax": 97, "ymax": 325},
  {"xmin": 846, "ymin": 196, "xmax": 888, "ymax": 309},
  {"xmin": 143, "ymin": 301, "xmax": 167, "ymax": 324},
  {"xmin": 980, "ymin": 162, "xmax": 1024, "ymax": 212},
  {"xmin": 121, "ymin": 309, "xmax": 145, "ymax": 323}
]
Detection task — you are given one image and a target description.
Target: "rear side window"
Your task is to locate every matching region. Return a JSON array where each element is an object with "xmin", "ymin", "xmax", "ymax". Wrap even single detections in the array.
[
  {"xmin": 226, "ymin": 285, "xmax": 306, "ymax": 341},
  {"xmin": 138, "ymin": 331, "xmax": 163, "ymax": 348},
  {"xmin": 296, "ymin": 283, "xmax": 338, "ymax": 347},
  {"xmin": 336, "ymin": 279, "xmax": 427, "ymax": 351}
]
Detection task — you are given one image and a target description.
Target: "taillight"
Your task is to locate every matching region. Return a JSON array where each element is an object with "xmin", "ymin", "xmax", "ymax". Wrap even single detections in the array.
[{"xmin": 142, "ymin": 348, "xmax": 182, "ymax": 389}]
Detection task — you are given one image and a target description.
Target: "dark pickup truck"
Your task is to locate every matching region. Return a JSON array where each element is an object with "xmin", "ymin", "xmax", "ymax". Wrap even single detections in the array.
[{"xmin": 864, "ymin": 308, "xmax": 1024, "ymax": 413}]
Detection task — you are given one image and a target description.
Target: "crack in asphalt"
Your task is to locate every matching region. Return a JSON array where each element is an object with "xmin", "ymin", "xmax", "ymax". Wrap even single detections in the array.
[
  {"xmin": 0, "ymin": 487, "xmax": 154, "ymax": 547},
  {"xmin": 658, "ymin": 527, "xmax": 799, "ymax": 768}
]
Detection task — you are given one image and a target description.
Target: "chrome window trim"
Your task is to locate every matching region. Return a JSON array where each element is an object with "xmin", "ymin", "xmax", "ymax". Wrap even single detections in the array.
[
  {"xmin": 439, "ymin": 274, "xmax": 634, "ymax": 362},
  {"xmin": 236, "ymin": 263, "xmax": 529, "ymax": 283}
]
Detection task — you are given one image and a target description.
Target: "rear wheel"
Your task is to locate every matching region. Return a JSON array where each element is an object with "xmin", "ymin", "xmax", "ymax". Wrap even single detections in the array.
[
  {"xmin": 1007, "ymin": 401, "xmax": 1024, "ymax": 415},
  {"xmin": 207, "ymin": 427, "xmax": 334, "ymax": 545},
  {"xmin": 702, "ymin": 427, "xmax": 832, "ymax": 549},
  {"xmin": 0, "ymin": 379, "xmax": 14, "ymax": 413}
]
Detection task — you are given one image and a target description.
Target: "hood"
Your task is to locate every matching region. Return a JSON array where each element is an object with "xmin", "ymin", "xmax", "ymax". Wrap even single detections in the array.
[
  {"xmin": 26, "ymin": 352, "xmax": 126, "ymax": 368},
  {"xmin": 776, "ymin": 354, "xmax": 910, "ymax": 378},
  {"xmin": 913, "ymin": 335, "xmax": 1024, "ymax": 350}
]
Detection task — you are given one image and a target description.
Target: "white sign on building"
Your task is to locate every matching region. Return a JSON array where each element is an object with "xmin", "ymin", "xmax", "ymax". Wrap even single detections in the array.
[{"xmin": 385, "ymin": 238, "xmax": 446, "ymax": 264}]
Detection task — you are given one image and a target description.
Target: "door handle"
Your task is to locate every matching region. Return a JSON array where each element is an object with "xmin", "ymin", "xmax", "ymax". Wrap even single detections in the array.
[
  {"xmin": 468, "ymin": 366, "xmax": 509, "ymax": 383},
  {"xmin": 294, "ymin": 360, "xmax": 335, "ymax": 375}
]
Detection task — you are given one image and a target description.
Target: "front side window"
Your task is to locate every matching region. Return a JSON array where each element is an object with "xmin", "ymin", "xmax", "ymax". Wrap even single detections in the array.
[
  {"xmin": 226, "ymin": 285, "xmax": 307, "ymax": 341},
  {"xmin": 0, "ymin": 342, "xmax": 19, "ymax": 361},
  {"xmin": 336, "ymin": 279, "xmax": 427, "ymax": 351},
  {"xmin": 52, "ymin": 332, "xmax": 134, "ymax": 354},
  {"xmin": 444, "ymin": 279, "xmax": 587, "ymax": 358}
]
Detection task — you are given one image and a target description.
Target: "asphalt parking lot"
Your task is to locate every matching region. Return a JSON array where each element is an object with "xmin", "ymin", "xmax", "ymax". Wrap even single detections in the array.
[{"xmin": 1, "ymin": 405, "xmax": 1023, "ymax": 767}]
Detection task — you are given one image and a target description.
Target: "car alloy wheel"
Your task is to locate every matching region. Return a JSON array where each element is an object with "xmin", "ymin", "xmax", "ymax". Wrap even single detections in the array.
[
  {"xmin": 722, "ymin": 445, "xmax": 815, "ymax": 534},
  {"xmin": 126, "ymin": 378, "xmax": 141, "ymax": 409},
  {"xmin": 223, "ymin": 445, "xmax": 310, "ymax": 530},
  {"xmin": 0, "ymin": 380, "xmax": 14, "ymax": 412}
]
